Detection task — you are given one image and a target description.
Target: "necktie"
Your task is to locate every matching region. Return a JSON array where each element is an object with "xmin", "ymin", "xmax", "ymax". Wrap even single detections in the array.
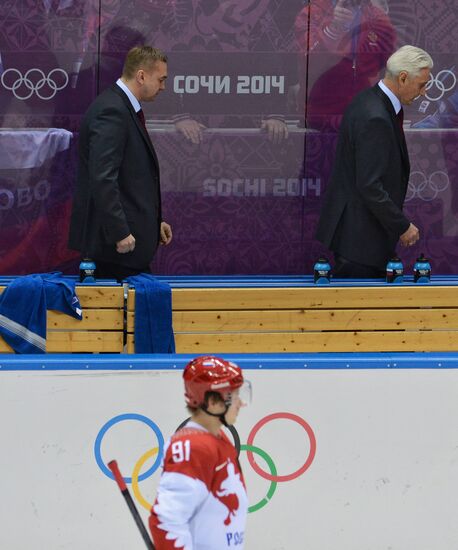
[
  {"xmin": 137, "ymin": 108, "xmax": 153, "ymax": 147},
  {"xmin": 137, "ymin": 108, "xmax": 146, "ymax": 130},
  {"xmin": 397, "ymin": 108, "xmax": 405, "ymax": 140}
]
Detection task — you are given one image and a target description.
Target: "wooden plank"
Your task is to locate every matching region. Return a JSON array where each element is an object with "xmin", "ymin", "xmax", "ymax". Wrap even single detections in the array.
[
  {"xmin": 46, "ymin": 332, "xmax": 123, "ymax": 352},
  {"xmin": 126, "ymin": 335, "xmax": 135, "ymax": 354},
  {"xmin": 0, "ymin": 332, "xmax": 123, "ymax": 353},
  {"xmin": 0, "ymin": 340, "xmax": 13, "ymax": 352},
  {"xmin": 76, "ymin": 286, "xmax": 124, "ymax": 308},
  {"xmin": 127, "ymin": 311, "xmax": 134, "ymax": 332},
  {"xmin": 127, "ymin": 289, "xmax": 135, "ymax": 311},
  {"xmin": 129, "ymin": 308, "xmax": 458, "ymax": 332},
  {"xmin": 172, "ymin": 330, "xmax": 458, "ymax": 353},
  {"xmin": 165, "ymin": 308, "xmax": 458, "ymax": 332},
  {"xmin": 166, "ymin": 286, "xmax": 458, "ymax": 310},
  {"xmin": 48, "ymin": 309, "xmax": 123, "ymax": 330}
]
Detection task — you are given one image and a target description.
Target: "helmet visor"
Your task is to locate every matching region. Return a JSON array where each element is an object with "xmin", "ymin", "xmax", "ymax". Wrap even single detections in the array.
[{"xmin": 238, "ymin": 380, "xmax": 252, "ymax": 406}]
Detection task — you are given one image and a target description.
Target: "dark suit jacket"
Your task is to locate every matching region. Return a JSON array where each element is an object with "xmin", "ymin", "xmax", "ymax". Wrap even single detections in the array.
[
  {"xmin": 316, "ymin": 84, "xmax": 411, "ymax": 270},
  {"xmin": 68, "ymin": 84, "xmax": 162, "ymax": 269}
]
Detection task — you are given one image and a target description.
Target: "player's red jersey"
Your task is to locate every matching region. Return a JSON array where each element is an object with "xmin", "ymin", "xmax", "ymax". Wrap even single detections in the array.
[{"xmin": 149, "ymin": 421, "xmax": 248, "ymax": 550}]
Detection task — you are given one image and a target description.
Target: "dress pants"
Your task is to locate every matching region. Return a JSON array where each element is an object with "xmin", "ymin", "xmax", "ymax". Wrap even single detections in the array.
[
  {"xmin": 94, "ymin": 260, "xmax": 150, "ymax": 282},
  {"xmin": 333, "ymin": 254, "xmax": 385, "ymax": 279}
]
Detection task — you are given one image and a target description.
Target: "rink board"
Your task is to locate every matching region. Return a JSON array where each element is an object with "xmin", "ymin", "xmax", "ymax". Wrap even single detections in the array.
[{"xmin": 1, "ymin": 353, "xmax": 457, "ymax": 550}]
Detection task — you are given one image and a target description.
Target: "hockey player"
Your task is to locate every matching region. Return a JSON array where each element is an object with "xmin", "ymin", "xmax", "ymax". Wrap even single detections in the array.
[{"xmin": 149, "ymin": 355, "xmax": 251, "ymax": 549}]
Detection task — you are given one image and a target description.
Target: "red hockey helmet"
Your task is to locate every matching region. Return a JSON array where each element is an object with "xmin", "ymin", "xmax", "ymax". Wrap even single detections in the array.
[{"xmin": 183, "ymin": 356, "xmax": 244, "ymax": 408}]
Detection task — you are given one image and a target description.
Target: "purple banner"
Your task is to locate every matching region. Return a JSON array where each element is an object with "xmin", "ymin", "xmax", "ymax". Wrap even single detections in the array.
[{"xmin": 0, "ymin": 0, "xmax": 456, "ymax": 275}]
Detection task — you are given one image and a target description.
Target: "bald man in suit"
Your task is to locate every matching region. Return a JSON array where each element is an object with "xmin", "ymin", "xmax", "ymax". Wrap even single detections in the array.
[
  {"xmin": 316, "ymin": 45, "xmax": 433, "ymax": 277},
  {"xmin": 69, "ymin": 46, "xmax": 172, "ymax": 281}
]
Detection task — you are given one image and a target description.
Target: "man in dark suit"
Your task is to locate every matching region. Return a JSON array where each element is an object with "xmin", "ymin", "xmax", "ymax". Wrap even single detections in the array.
[
  {"xmin": 68, "ymin": 46, "xmax": 172, "ymax": 281},
  {"xmin": 316, "ymin": 45, "xmax": 433, "ymax": 277}
]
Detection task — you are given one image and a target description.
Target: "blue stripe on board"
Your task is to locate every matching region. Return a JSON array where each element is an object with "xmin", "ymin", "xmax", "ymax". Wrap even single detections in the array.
[
  {"xmin": 2, "ymin": 275, "xmax": 458, "ymax": 288},
  {"xmin": 140, "ymin": 275, "xmax": 458, "ymax": 288},
  {"xmin": 0, "ymin": 352, "xmax": 457, "ymax": 371}
]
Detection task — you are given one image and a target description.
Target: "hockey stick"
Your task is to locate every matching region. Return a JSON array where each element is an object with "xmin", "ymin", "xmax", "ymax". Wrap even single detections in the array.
[{"xmin": 108, "ymin": 460, "xmax": 155, "ymax": 550}]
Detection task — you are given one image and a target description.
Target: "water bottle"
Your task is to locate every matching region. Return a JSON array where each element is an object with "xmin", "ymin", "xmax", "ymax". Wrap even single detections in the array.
[
  {"xmin": 79, "ymin": 258, "xmax": 96, "ymax": 283},
  {"xmin": 413, "ymin": 253, "xmax": 431, "ymax": 283},
  {"xmin": 386, "ymin": 257, "xmax": 403, "ymax": 284},
  {"xmin": 313, "ymin": 257, "xmax": 331, "ymax": 284}
]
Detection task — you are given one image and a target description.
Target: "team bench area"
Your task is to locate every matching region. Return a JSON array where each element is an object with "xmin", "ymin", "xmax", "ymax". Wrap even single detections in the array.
[
  {"xmin": 127, "ymin": 276, "xmax": 458, "ymax": 354},
  {"xmin": 1, "ymin": 276, "xmax": 458, "ymax": 353}
]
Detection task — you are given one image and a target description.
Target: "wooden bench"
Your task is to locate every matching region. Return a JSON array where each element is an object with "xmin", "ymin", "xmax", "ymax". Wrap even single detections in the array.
[
  {"xmin": 127, "ymin": 284, "xmax": 458, "ymax": 353},
  {"xmin": 0, "ymin": 285, "xmax": 124, "ymax": 353},
  {"xmin": 3, "ymin": 279, "xmax": 457, "ymax": 354}
]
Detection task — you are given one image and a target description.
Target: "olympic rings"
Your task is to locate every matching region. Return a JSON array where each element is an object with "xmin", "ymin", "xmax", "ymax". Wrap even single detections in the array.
[
  {"xmin": 246, "ymin": 412, "xmax": 316, "ymax": 482},
  {"xmin": 132, "ymin": 447, "xmax": 159, "ymax": 512},
  {"xmin": 129, "ymin": 443, "xmax": 278, "ymax": 513},
  {"xmin": 94, "ymin": 413, "xmax": 164, "ymax": 483},
  {"xmin": 95, "ymin": 411, "xmax": 316, "ymax": 513},
  {"xmin": 425, "ymin": 70, "xmax": 456, "ymax": 102},
  {"xmin": 240, "ymin": 444, "xmax": 277, "ymax": 512},
  {"xmin": 1, "ymin": 67, "xmax": 68, "ymax": 100},
  {"xmin": 406, "ymin": 170, "xmax": 450, "ymax": 202}
]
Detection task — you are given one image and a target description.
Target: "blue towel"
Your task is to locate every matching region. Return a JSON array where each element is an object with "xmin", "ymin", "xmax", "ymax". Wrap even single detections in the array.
[
  {"xmin": 0, "ymin": 273, "xmax": 82, "ymax": 354},
  {"xmin": 126, "ymin": 274, "xmax": 175, "ymax": 353}
]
